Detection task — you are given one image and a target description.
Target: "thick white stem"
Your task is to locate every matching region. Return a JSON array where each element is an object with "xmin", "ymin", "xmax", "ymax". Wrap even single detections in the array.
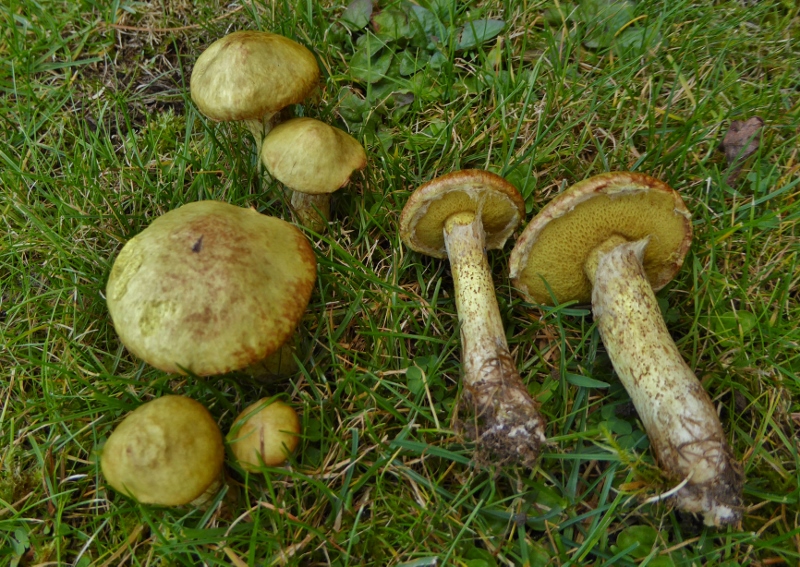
[
  {"xmin": 587, "ymin": 238, "xmax": 742, "ymax": 526},
  {"xmin": 444, "ymin": 212, "xmax": 546, "ymax": 466},
  {"xmin": 290, "ymin": 191, "xmax": 331, "ymax": 232}
]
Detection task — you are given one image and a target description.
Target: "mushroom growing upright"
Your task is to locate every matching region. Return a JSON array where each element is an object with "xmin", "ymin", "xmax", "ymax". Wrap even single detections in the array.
[
  {"xmin": 400, "ymin": 170, "xmax": 546, "ymax": 466},
  {"xmin": 260, "ymin": 117, "xmax": 367, "ymax": 231},
  {"xmin": 190, "ymin": 31, "xmax": 319, "ymax": 157},
  {"xmin": 509, "ymin": 172, "xmax": 743, "ymax": 526},
  {"xmin": 106, "ymin": 201, "xmax": 317, "ymax": 376},
  {"xmin": 228, "ymin": 398, "xmax": 301, "ymax": 471},
  {"xmin": 101, "ymin": 395, "xmax": 224, "ymax": 506}
]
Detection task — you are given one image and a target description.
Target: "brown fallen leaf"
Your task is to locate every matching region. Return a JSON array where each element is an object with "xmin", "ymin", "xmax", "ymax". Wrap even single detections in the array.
[{"xmin": 719, "ymin": 116, "xmax": 764, "ymax": 184}]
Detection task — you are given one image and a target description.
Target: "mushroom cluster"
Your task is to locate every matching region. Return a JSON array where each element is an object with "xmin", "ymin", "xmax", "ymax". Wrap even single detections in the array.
[
  {"xmin": 102, "ymin": 201, "xmax": 313, "ymax": 504},
  {"xmin": 190, "ymin": 30, "xmax": 367, "ymax": 231}
]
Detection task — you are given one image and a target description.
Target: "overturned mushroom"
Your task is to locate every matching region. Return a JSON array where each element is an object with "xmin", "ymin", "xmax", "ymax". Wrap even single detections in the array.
[
  {"xmin": 190, "ymin": 31, "xmax": 319, "ymax": 157},
  {"xmin": 101, "ymin": 395, "xmax": 224, "ymax": 506},
  {"xmin": 509, "ymin": 172, "xmax": 743, "ymax": 526},
  {"xmin": 106, "ymin": 201, "xmax": 317, "ymax": 376},
  {"xmin": 261, "ymin": 117, "xmax": 367, "ymax": 231},
  {"xmin": 400, "ymin": 170, "xmax": 546, "ymax": 466}
]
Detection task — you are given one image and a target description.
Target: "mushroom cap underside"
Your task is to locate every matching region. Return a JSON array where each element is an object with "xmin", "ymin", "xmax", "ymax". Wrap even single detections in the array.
[
  {"xmin": 190, "ymin": 31, "xmax": 319, "ymax": 122},
  {"xmin": 106, "ymin": 200, "xmax": 317, "ymax": 376},
  {"xmin": 509, "ymin": 172, "xmax": 692, "ymax": 305},
  {"xmin": 100, "ymin": 395, "xmax": 224, "ymax": 506},
  {"xmin": 260, "ymin": 117, "xmax": 367, "ymax": 195},
  {"xmin": 399, "ymin": 169, "xmax": 525, "ymax": 258}
]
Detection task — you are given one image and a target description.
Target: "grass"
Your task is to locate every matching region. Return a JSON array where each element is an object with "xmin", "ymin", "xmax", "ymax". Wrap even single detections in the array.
[{"xmin": 1, "ymin": 0, "xmax": 799, "ymax": 565}]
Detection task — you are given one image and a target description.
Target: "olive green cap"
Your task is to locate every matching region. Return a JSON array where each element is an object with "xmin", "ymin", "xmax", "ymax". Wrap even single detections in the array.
[
  {"xmin": 260, "ymin": 117, "xmax": 367, "ymax": 195},
  {"xmin": 106, "ymin": 201, "xmax": 317, "ymax": 376},
  {"xmin": 100, "ymin": 395, "xmax": 224, "ymax": 506},
  {"xmin": 228, "ymin": 398, "xmax": 301, "ymax": 471},
  {"xmin": 399, "ymin": 169, "xmax": 525, "ymax": 259},
  {"xmin": 509, "ymin": 172, "xmax": 693, "ymax": 305},
  {"xmin": 190, "ymin": 31, "xmax": 319, "ymax": 122}
]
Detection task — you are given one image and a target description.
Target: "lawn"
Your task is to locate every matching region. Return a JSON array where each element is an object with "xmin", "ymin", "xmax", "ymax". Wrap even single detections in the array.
[{"xmin": 1, "ymin": 0, "xmax": 799, "ymax": 565}]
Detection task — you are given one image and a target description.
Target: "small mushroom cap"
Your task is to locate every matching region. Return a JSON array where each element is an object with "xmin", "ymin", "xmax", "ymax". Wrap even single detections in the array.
[
  {"xmin": 228, "ymin": 398, "xmax": 301, "ymax": 470},
  {"xmin": 106, "ymin": 201, "xmax": 317, "ymax": 376},
  {"xmin": 260, "ymin": 117, "xmax": 367, "ymax": 195},
  {"xmin": 399, "ymin": 169, "xmax": 525, "ymax": 259},
  {"xmin": 190, "ymin": 31, "xmax": 319, "ymax": 122},
  {"xmin": 509, "ymin": 172, "xmax": 693, "ymax": 305},
  {"xmin": 100, "ymin": 395, "xmax": 224, "ymax": 506}
]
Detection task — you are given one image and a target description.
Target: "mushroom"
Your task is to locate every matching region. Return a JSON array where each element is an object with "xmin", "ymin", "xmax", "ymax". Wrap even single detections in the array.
[
  {"xmin": 190, "ymin": 31, "xmax": 319, "ymax": 157},
  {"xmin": 228, "ymin": 398, "xmax": 301, "ymax": 470},
  {"xmin": 100, "ymin": 395, "xmax": 224, "ymax": 506},
  {"xmin": 509, "ymin": 172, "xmax": 743, "ymax": 526},
  {"xmin": 260, "ymin": 117, "xmax": 367, "ymax": 231},
  {"xmin": 106, "ymin": 201, "xmax": 317, "ymax": 376},
  {"xmin": 399, "ymin": 170, "xmax": 547, "ymax": 466}
]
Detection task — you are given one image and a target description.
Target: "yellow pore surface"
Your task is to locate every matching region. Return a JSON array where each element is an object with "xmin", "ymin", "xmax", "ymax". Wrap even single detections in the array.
[{"xmin": 511, "ymin": 174, "xmax": 692, "ymax": 305}]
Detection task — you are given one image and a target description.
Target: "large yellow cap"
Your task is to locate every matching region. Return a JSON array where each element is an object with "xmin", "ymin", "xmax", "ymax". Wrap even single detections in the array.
[
  {"xmin": 190, "ymin": 31, "xmax": 319, "ymax": 122},
  {"xmin": 509, "ymin": 172, "xmax": 692, "ymax": 305},
  {"xmin": 100, "ymin": 396, "xmax": 224, "ymax": 506},
  {"xmin": 106, "ymin": 201, "xmax": 317, "ymax": 376},
  {"xmin": 260, "ymin": 117, "xmax": 367, "ymax": 195},
  {"xmin": 399, "ymin": 170, "xmax": 525, "ymax": 259}
]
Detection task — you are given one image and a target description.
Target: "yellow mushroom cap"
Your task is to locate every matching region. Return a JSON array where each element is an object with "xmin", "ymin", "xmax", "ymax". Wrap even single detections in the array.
[
  {"xmin": 190, "ymin": 31, "xmax": 319, "ymax": 122},
  {"xmin": 260, "ymin": 117, "xmax": 367, "ymax": 195},
  {"xmin": 100, "ymin": 395, "xmax": 224, "ymax": 506},
  {"xmin": 509, "ymin": 172, "xmax": 693, "ymax": 305},
  {"xmin": 106, "ymin": 201, "xmax": 317, "ymax": 376},
  {"xmin": 399, "ymin": 169, "xmax": 525, "ymax": 259},
  {"xmin": 228, "ymin": 398, "xmax": 301, "ymax": 471}
]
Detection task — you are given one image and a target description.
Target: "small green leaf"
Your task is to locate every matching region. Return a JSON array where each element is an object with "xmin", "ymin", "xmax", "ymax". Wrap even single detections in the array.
[
  {"xmin": 373, "ymin": 8, "xmax": 415, "ymax": 42},
  {"xmin": 615, "ymin": 525, "xmax": 659, "ymax": 559},
  {"xmin": 456, "ymin": 19, "xmax": 505, "ymax": 50},
  {"xmin": 351, "ymin": 45, "xmax": 393, "ymax": 83},
  {"xmin": 712, "ymin": 309, "xmax": 757, "ymax": 339},
  {"xmin": 341, "ymin": 0, "xmax": 372, "ymax": 31},
  {"xmin": 406, "ymin": 366, "xmax": 424, "ymax": 395},
  {"xmin": 566, "ymin": 373, "xmax": 610, "ymax": 389}
]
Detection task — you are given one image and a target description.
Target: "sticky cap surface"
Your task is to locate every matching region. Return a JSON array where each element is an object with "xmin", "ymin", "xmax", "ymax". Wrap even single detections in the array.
[
  {"xmin": 106, "ymin": 201, "xmax": 317, "ymax": 375},
  {"xmin": 261, "ymin": 117, "xmax": 366, "ymax": 195},
  {"xmin": 190, "ymin": 31, "xmax": 319, "ymax": 122},
  {"xmin": 100, "ymin": 395, "xmax": 224, "ymax": 506}
]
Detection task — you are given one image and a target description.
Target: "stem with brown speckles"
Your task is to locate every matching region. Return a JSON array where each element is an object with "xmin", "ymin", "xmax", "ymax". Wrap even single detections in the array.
[
  {"xmin": 586, "ymin": 237, "xmax": 743, "ymax": 527},
  {"xmin": 444, "ymin": 211, "xmax": 546, "ymax": 467}
]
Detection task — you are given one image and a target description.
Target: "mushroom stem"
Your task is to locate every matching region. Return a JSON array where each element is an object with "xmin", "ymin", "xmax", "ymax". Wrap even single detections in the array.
[
  {"xmin": 444, "ymin": 212, "xmax": 546, "ymax": 466},
  {"xmin": 245, "ymin": 114, "xmax": 276, "ymax": 166},
  {"xmin": 290, "ymin": 191, "xmax": 331, "ymax": 232},
  {"xmin": 585, "ymin": 237, "xmax": 743, "ymax": 527}
]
